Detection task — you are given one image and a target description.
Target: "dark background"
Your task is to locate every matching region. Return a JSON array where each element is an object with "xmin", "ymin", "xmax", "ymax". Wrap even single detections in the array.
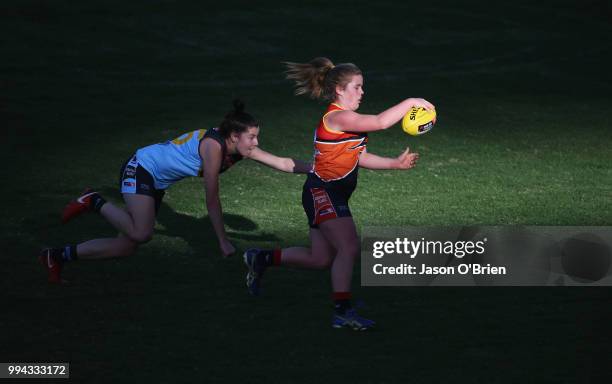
[{"xmin": 1, "ymin": 1, "xmax": 611, "ymax": 382}]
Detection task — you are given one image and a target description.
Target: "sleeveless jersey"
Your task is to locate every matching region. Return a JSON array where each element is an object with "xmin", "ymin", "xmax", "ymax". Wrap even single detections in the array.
[
  {"xmin": 312, "ymin": 103, "xmax": 368, "ymax": 182},
  {"xmin": 136, "ymin": 127, "xmax": 242, "ymax": 190}
]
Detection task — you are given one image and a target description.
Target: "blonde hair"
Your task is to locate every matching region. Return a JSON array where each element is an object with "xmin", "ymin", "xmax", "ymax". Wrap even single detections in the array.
[{"xmin": 284, "ymin": 57, "xmax": 362, "ymax": 101}]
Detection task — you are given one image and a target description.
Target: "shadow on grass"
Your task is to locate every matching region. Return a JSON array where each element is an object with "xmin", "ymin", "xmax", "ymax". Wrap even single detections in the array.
[
  {"xmin": 22, "ymin": 186, "xmax": 280, "ymax": 258},
  {"xmin": 155, "ymin": 200, "xmax": 280, "ymax": 254}
]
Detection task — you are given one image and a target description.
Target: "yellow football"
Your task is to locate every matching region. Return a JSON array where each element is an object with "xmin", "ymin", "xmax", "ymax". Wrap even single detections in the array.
[{"xmin": 402, "ymin": 107, "xmax": 437, "ymax": 136}]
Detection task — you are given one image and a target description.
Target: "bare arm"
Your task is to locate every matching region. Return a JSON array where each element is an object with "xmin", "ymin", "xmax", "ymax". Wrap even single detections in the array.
[
  {"xmin": 327, "ymin": 98, "xmax": 435, "ymax": 133},
  {"xmin": 200, "ymin": 138, "xmax": 235, "ymax": 257},
  {"xmin": 247, "ymin": 146, "xmax": 312, "ymax": 173},
  {"xmin": 359, "ymin": 147, "xmax": 419, "ymax": 170}
]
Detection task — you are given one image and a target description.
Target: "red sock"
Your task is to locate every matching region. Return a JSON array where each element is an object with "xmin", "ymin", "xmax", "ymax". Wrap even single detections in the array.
[
  {"xmin": 333, "ymin": 292, "xmax": 352, "ymax": 314},
  {"xmin": 332, "ymin": 292, "xmax": 352, "ymax": 301}
]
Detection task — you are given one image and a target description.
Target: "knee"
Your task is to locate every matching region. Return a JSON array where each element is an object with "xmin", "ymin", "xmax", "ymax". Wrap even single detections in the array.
[
  {"xmin": 127, "ymin": 230, "xmax": 153, "ymax": 244},
  {"xmin": 117, "ymin": 238, "xmax": 139, "ymax": 257}
]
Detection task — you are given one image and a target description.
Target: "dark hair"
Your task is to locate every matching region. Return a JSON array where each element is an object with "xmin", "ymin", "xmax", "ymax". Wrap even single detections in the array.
[
  {"xmin": 284, "ymin": 57, "xmax": 362, "ymax": 101},
  {"xmin": 218, "ymin": 100, "xmax": 259, "ymax": 138}
]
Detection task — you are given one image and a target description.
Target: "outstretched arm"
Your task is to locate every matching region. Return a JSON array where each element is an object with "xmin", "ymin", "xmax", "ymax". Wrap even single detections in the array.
[
  {"xmin": 247, "ymin": 146, "xmax": 312, "ymax": 173},
  {"xmin": 200, "ymin": 138, "xmax": 235, "ymax": 257},
  {"xmin": 327, "ymin": 98, "xmax": 435, "ymax": 133},
  {"xmin": 359, "ymin": 147, "xmax": 419, "ymax": 170}
]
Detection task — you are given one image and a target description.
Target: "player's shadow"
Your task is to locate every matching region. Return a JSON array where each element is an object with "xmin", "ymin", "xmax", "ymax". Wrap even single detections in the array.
[
  {"xmin": 154, "ymin": 201, "xmax": 280, "ymax": 255},
  {"xmin": 29, "ymin": 186, "xmax": 279, "ymax": 257},
  {"xmin": 91, "ymin": 186, "xmax": 279, "ymax": 255}
]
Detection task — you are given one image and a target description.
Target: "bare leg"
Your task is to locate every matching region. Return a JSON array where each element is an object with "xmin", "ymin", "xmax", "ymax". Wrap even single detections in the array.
[
  {"xmin": 99, "ymin": 194, "xmax": 156, "ymax": 242},
  {"xmin": 76, "ymin": 235, "xmax": 138, "ymax": 260},
  {"xmin": 318, "ymin": 217, "xmax": 360, "ymax": 292},
  {"xmin": 75, "ymin": 194, "xmax": 156, "ymax": 259},
  {"xmin": 280, "ymin": 229, "xmax": 335, "ymax": 269}
]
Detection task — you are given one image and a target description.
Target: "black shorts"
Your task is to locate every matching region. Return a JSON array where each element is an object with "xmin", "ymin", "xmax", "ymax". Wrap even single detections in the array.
[
  {"xmin": 301, "ymin": 172, "xmax": 357, "ymax": 228},
  {"xmin": 118, "ymin": 155, "xmax": 165, "ymax": 213}
]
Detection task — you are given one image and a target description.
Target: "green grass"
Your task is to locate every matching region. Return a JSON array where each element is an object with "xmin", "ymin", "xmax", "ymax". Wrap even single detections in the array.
[{"xmin": 2, "ymin": 0, "xmax": 611, "ymax": 382}]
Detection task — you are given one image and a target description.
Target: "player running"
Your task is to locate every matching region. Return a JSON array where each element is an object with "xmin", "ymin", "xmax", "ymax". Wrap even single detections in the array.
[
  {"xmin": 244, "ymin": 57, "xmax": 434, "ymax": 330},
  {"xmin": 40, "ymin": 100, "xmax": 311, "ymax": 283}
]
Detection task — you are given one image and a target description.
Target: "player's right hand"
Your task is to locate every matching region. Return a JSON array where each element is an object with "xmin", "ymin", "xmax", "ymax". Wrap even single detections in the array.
[{"xmin": 409, "ymin": 98, "xmax": 435, "ymax": 111}]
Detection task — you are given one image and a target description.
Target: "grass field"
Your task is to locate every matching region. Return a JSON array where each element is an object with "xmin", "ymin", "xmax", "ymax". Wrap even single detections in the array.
[{"xmin": 2, "ymin": 0, "xmax": 611, "ymax": 382}]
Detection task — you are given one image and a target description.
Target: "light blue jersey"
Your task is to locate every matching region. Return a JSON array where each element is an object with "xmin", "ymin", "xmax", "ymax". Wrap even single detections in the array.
[{"xmin": 136, "ymin": 129, "xmax": 206, "ymax": 190}]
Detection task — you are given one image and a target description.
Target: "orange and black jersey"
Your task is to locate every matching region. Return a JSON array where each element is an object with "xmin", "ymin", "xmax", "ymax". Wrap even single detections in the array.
[
  {"xmin": 312, "ymin": 103, "xmax": 368, "ymax": 182},
  {"xmin": 303, "ymin": 104, "xmax": 365, "ymax": 227}
]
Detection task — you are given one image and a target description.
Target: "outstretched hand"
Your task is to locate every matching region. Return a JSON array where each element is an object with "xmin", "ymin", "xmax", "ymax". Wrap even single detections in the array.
[{"xmin": 396, "ymin": 147, "xmax": 419, "ymax": 169}]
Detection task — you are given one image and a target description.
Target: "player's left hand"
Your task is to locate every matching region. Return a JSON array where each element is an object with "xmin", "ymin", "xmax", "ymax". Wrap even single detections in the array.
[
  {"xmin": 396, "ymin": 147, "xmax": 419, "ymax": 169},
  {"xmin": 220, "ymin": 238, "xmax": 236, "ymax": 258}
]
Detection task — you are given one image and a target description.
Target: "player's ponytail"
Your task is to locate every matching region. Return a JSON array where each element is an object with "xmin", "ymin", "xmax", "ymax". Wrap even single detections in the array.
[
  {"xmin": 284, "ymin": 57, "xmax": 361, "ymax": 101},
  {"xmin": 219, "ymin": 99, "xmax": 258, "ymax": 138},
  {"xmin": 284, "ymin": 57, "xmax": 334, "ymax": 100}
]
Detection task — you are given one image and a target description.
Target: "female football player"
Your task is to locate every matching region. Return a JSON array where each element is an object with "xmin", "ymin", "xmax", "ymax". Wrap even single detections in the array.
[
  {"xmin": 40, "ymin": 100, "xmax": 311, "ymax": 283},
  {"xmin": 244, "ymin": 57, "xmax": 435, "ymax": 330}
]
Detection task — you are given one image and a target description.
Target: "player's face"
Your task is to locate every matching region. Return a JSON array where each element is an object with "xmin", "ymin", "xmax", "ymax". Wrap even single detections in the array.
[
  {"xmin": 338, "ymin": 74, "xmax": 364, "ymax": 111},
  {"xmin": 235, "ymin": 126, "xmax": 260, "ymax": 156}
]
